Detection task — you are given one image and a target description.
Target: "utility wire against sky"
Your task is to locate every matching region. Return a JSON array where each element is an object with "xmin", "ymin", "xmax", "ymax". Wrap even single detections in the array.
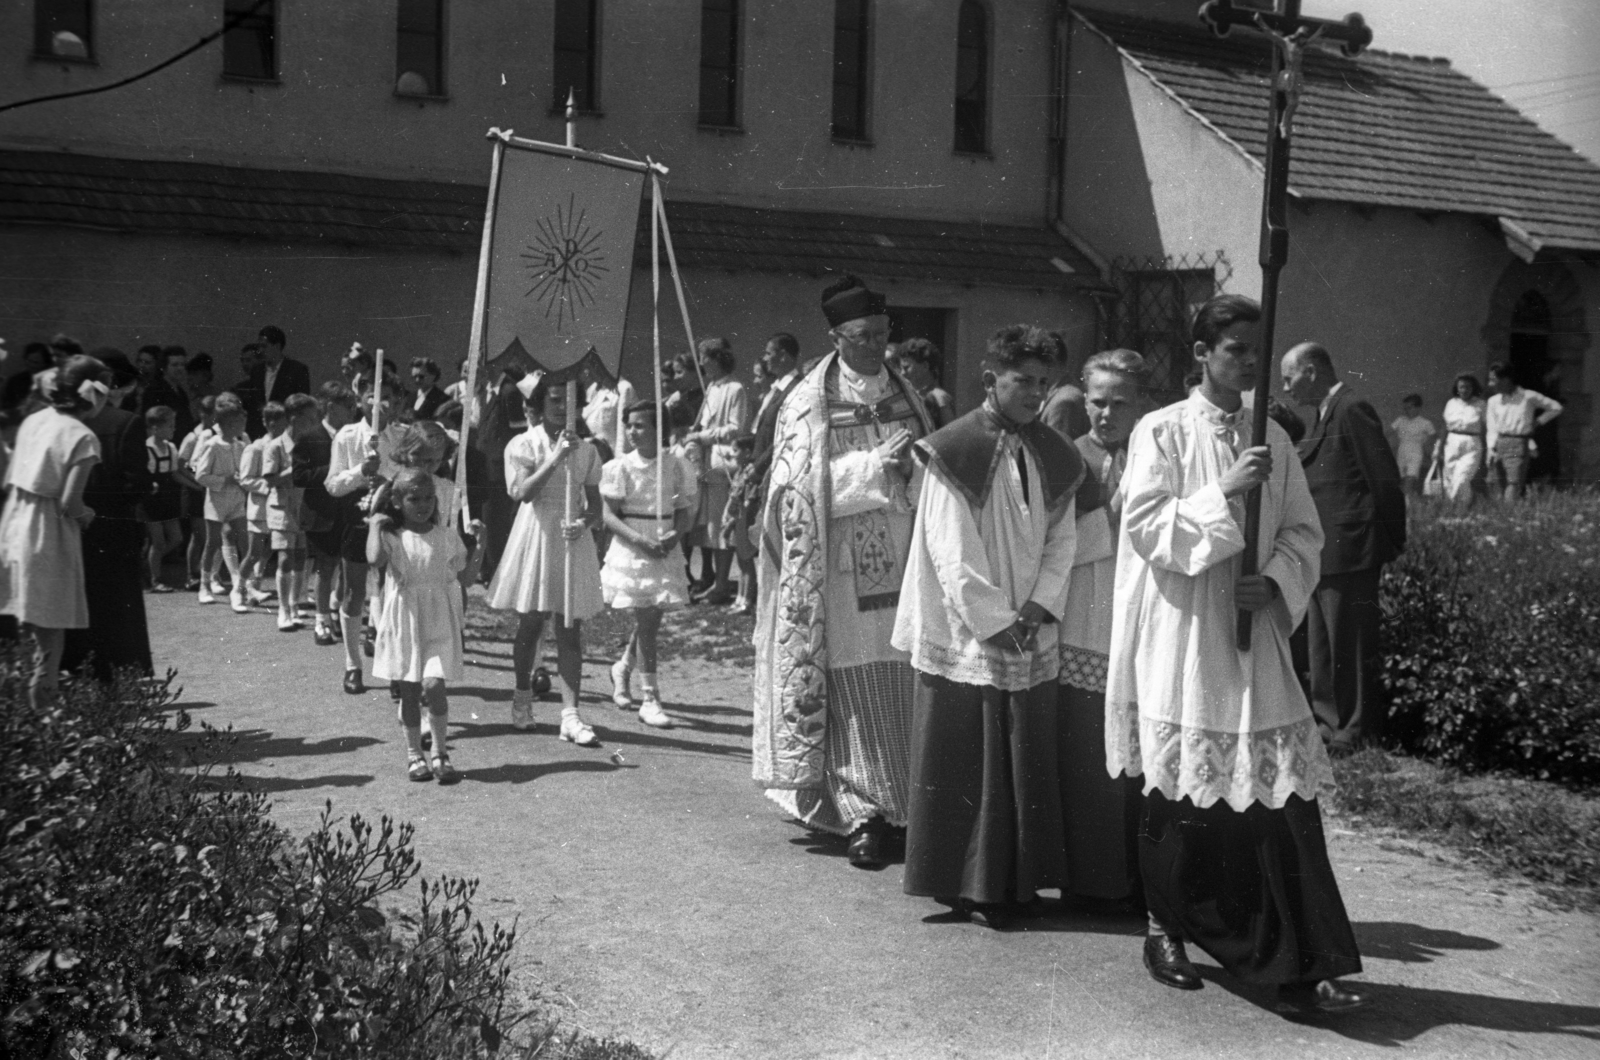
[{"xmin": 0, "ymin": 0, "xmax": 272, "ymax": 115}]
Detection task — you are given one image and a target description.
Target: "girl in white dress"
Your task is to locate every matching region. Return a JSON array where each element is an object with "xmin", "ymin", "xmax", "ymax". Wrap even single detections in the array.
[
  {"xmin": 367, "ymin": 469, "xmax": 483, "ymax": 783},
  {"xmin": 0, "ymin": 355, "xmax": 106, "ymax": 708},
  {"xmin": 600, "ymin": 401, "xmax": 698, "ymax": 728},
  {"xmin": 486, "ymin": 374, "xmax": 604, "ymax": 745},
  {"xmin": 1434, "ymin": 373, "xmax": 1486, "ymax": 505}
]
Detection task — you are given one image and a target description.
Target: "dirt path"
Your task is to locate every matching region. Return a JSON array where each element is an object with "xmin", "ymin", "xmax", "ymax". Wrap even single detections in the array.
[{"xmin": 151, "ymin": 589, "xmax": 1600, "ymax": 1059}]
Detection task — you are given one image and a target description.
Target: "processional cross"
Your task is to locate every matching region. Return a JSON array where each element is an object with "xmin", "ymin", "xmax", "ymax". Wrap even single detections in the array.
[{"xmin": 1196, "ymin": 0, "xmax": 1373, "ymax": 650}]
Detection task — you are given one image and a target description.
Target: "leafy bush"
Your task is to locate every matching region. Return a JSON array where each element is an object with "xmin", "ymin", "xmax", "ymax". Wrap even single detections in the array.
[
  {"xmin": 1381, "ymin": 490, "xmax": 1600, "ymax": 786},
  {"xmin": 0, "ymin": 653, "xmax": 650, "ymax": 1060}
]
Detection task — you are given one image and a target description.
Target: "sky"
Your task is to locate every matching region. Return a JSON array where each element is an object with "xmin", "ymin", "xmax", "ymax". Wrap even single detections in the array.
[{"xmin": 1303, "ymin": 0, "xmax": 1600, "ymax": 163}]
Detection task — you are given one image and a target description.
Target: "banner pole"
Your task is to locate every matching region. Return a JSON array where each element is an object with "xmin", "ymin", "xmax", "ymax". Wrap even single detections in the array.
[
  {"xmin": 563, "ymin": 379, "xmax": 578, "ymax": 628},
  {"xmin": 454, "ymin": 137, "xmax": 506, "ymax": 528},
  {"xmin": 651, "ymin": 174, "xmax": 664, "ymax": 536},
  {"xmin": 655, "ymin": 193, "xmax": 704, "ymax": 393}
]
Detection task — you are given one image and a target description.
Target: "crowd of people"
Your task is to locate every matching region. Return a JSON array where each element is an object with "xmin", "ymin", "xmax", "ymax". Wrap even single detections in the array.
[{"xmin": 4, "ymin": 270, "xmax": 1529, "ymax": 1017}]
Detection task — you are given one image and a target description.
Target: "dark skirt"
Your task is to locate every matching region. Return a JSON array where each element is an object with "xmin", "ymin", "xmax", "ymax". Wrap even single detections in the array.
[
  {"xmin": 62, "ymin": 518, "xmax": 153, "ymax": 683},
  {"xmin": 1059, "ymin": 682, "xmax": 1141, "ymax": 901},
  {"xmin": 903, "ymin": 672, "xmax": 1066, "ymax": 905},
  {"xmin": 1141, "ymin": 789, "xmax": 1362, "ymax": 986}
]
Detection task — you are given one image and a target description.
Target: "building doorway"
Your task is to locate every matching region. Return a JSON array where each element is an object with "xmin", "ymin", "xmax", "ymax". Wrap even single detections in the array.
[
  {"xmin": 1507, "ymin": 290, "xmax": 1560, "ymax": 482},
  {"xmin": 1483, "ymin": 260, "xmax": 1590, "ymax": 483}
]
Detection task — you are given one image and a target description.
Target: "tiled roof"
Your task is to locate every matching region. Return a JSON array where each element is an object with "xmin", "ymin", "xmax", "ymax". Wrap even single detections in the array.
[
  {"xmin": 1075, "ymin": 8, "xmax": 1600, "ymax": 259},
  {"xmin": 0, "ymin": 148, "xmax": 1101, "ymax": 288}
]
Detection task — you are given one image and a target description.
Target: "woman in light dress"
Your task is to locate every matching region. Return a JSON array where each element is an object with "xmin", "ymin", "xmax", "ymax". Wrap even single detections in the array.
[
  {"xmin": 1434, "ymin": 373, "xmax": 1486, "ymax": 505},
  {"xmin": 486, "ymin": 374, "xmax": 605, "ymax": 745},
  {"xmin": 0, "ymin": 355, "xmax": 107, "ymax": 707},
  {"xmin": 683, "ymin": 338, "xmax": 749, "ymax": 604}
]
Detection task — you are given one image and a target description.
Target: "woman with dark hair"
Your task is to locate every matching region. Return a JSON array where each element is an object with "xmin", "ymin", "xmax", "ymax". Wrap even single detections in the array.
[
  {"xmin": 684, "ymin": 338, "xmax": 749, "ymax": 605},
  {"xmin": 62, "ymin": 351, "xmax": 153, "ymax": 683},
  {"xmin": 1435, "ymin": 372, "xmax": 1486, "ymax": 505},
  {"xmin": 895, "ymin": 338, "xmax": 956, "ymax": 428},
  {"xmin": 0, "ymin": 354, "xmax": 106, "ymax": 707},
  {"xmin": 475, "ymin": 371, "xmax": 528, "ymax": 581}
]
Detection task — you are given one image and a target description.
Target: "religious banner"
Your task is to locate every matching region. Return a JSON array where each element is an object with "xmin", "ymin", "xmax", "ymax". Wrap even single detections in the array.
[{"xmin": 483, "ymin": 145, "xmax": 645, "ymax": 385}]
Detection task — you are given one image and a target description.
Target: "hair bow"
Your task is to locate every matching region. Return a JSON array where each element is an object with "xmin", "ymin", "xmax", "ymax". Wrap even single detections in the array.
[
  {"xmin": 78, "ymin": 377, "xmax": 110, "ymax": 403},
  {"xmin": 515, "ymin": 371, "xmax": 546, "ymax": 401}
]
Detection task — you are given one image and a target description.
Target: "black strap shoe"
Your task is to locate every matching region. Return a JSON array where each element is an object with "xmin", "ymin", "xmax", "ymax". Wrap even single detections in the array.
[{"xmin": 1143, "ymin": 934, "xmax": 1203, "ymax": 990}]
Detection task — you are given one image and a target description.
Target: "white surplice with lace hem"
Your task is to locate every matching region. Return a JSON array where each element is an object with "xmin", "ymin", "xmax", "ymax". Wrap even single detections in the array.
[{"xmin": 1105, "ymin": 391, "xmax": 1335, "ymax": 812}]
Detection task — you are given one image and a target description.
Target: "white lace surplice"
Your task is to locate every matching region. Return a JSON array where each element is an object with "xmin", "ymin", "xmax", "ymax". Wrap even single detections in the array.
[
  {"xmin": 893, "ymin": 435, "xmax": 1076, "ymax": 691},
  {"xmin": 1105, "ymin": 392, "xmax": 1334, "ymax": 811}
]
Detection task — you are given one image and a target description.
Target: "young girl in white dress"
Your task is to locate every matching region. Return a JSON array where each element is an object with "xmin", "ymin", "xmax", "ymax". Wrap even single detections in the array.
[
  {"xmin": 600, "ymin": 401, "xmax": 698, "ymax": 728},
  {"xmin": 0, "ymin": 355, "xmax": 106, "ymax": 708},
  {"xmin": 367, "ymin": 469, "xmax": 483, "ymax": 783},
  {"xmin": 486, "ymin": 374, "xmax": 605, "ymax": 745}
]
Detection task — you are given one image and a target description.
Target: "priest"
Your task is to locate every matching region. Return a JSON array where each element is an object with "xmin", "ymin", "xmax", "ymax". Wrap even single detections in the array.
[{"xmin": 752, "ymin": 275, "xmax": 934, "ymax": 867}]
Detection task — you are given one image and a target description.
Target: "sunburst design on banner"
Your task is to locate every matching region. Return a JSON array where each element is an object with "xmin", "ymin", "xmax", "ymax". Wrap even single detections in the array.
[{"xmin": 519, "ymin": 193, "xmax": 610, "ymax": 331}]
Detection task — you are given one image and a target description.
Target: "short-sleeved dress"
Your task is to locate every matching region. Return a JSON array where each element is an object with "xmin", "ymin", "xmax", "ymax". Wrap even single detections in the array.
[
  {"xmin": 1441, "ymin": 397, "xmax": 1487, "ymax": 499},
  {"xmin": 600, "ymin": 449, "xmax": 698, "ymax": 609},
  {"xmin": 371, "ymin": 522, "xmax": 468, "ymax": 683},
  {"xmin": 1390, "ymin": 414, "xmax": 1437, "ymax": 478},
  {"xmin": 486, "ymin": 425, "xmax": 604, "ymax": 619},
  {"xmin": 0, "ymin": 407, "xmax": 102, "ymax": 628}
]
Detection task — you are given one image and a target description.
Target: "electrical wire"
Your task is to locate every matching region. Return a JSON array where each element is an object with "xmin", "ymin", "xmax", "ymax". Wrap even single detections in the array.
[{"xmin": 0, "ymin": 0, "xmax": 273, "ymax": 115}]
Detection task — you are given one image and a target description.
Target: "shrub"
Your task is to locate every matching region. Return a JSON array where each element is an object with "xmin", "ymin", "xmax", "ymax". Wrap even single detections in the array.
[
  {"xmin": 1381, "ymin": 490, "xmax": 1600, "ymax": 786},
  {"xmin": 0, "ymin": 653, "xmax": 650, "ymax": 1060}
]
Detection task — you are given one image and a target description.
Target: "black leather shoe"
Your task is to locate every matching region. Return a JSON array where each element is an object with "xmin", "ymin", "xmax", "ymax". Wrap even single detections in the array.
[
  {"xmin": 342, "ymin": 668, "xmax": 365, "ymax": 695},
  {"xmin": 1143, "ymin": 934, "xmax": 1203, "ymax": 990},
  {"xmin": 1279, "ymin": 980, "xmax": 1367, "ymax": 1014},
  {"xmin": 846, "ymin": 823, "xmax": 884, "ymax": 868}
]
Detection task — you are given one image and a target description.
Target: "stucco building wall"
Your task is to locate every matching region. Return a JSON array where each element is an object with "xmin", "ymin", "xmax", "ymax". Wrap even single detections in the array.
[{"xmin": 0, "ymin": 0, "xmax": 1056, "ymax": 223}]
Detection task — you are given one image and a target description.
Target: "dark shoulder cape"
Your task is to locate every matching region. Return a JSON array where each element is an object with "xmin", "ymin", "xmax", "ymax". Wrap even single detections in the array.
[{"xmin": 915, "ymin": 406, "xmax": 1084, "ymax": 513}]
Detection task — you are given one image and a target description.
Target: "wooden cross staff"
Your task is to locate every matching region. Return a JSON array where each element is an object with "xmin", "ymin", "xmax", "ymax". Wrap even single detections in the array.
[{"xmin": 1197, "ymin": 0, "xmax": 1372, "ymax": 651}]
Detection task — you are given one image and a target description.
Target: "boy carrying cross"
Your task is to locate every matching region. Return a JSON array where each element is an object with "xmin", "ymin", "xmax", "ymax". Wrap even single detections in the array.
[{"xmin": 1108, "ymin": 294, "xmax": 1365, "ymax": 1012}]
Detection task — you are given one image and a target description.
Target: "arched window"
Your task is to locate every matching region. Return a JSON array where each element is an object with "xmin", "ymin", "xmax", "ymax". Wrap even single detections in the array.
[
  {"xmin": 832, "ymin": 0, "xmax": 871, "ymax": 141},
  {"xmin": 397, "ymin": 0, "xmax": 445, "ymax": 97},
  {"xmin": 954, "ymin": 0, "xmax": 989, "ymax": 153},
  {"xmin": 554, "ymin": 0, "xmax": 599, "ymax": 111},
  {"xmin": 34, "ymin": 0, "xmax": 92, "ymax": 60}
]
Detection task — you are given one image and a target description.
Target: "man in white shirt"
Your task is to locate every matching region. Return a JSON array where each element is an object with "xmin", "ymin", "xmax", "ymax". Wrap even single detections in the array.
[{"xmin": 1485, "ymin": 362, "xmax": 1562, "ymax": 501}]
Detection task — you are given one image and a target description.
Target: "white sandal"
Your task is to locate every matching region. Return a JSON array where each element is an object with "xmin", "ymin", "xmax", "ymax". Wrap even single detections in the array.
[
  {"xmin": 637, "ymin": 698, "xmax": 673, "ymax": 729},
  {"xmin": 559, "ymin": 715, "xmax": 598, "ymax": 747}
]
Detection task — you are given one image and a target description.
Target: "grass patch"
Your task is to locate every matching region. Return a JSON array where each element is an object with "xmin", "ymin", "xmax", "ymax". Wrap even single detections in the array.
[{"xmin": 1330, "ymin": 748, "xmax": 1600, "ymax": 912}]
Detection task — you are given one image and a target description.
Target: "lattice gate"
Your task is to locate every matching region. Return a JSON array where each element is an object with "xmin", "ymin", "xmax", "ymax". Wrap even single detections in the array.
[{"xmin": 1108, "ymin": 252, "xmax": 1233, "ymax": 403}]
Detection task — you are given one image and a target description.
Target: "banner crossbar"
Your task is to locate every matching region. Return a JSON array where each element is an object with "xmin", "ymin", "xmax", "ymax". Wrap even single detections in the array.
[{"xmin": 486, "ymin": 127, "xmax": 669, "ymax": 177}]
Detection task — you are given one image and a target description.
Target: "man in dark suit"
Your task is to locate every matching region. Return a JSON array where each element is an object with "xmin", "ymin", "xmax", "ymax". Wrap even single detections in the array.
[
  {"xmin": 258, "ymin": 325, "xmax": 312, "ymax": 405},
  {"xmin": 751, "ymin": 332, "xmax": 802, "ymax": 493},
  {"xmin": 1282, "ymin": 342, "xmax": 1406, "ymax": 754},
  {"xmin": 62, "ymin": 351, "xmax": 153, "ymax": 683},
  {"xmin": 231, "ymin": 342, "xmax": 267, "ymax": 437}
]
